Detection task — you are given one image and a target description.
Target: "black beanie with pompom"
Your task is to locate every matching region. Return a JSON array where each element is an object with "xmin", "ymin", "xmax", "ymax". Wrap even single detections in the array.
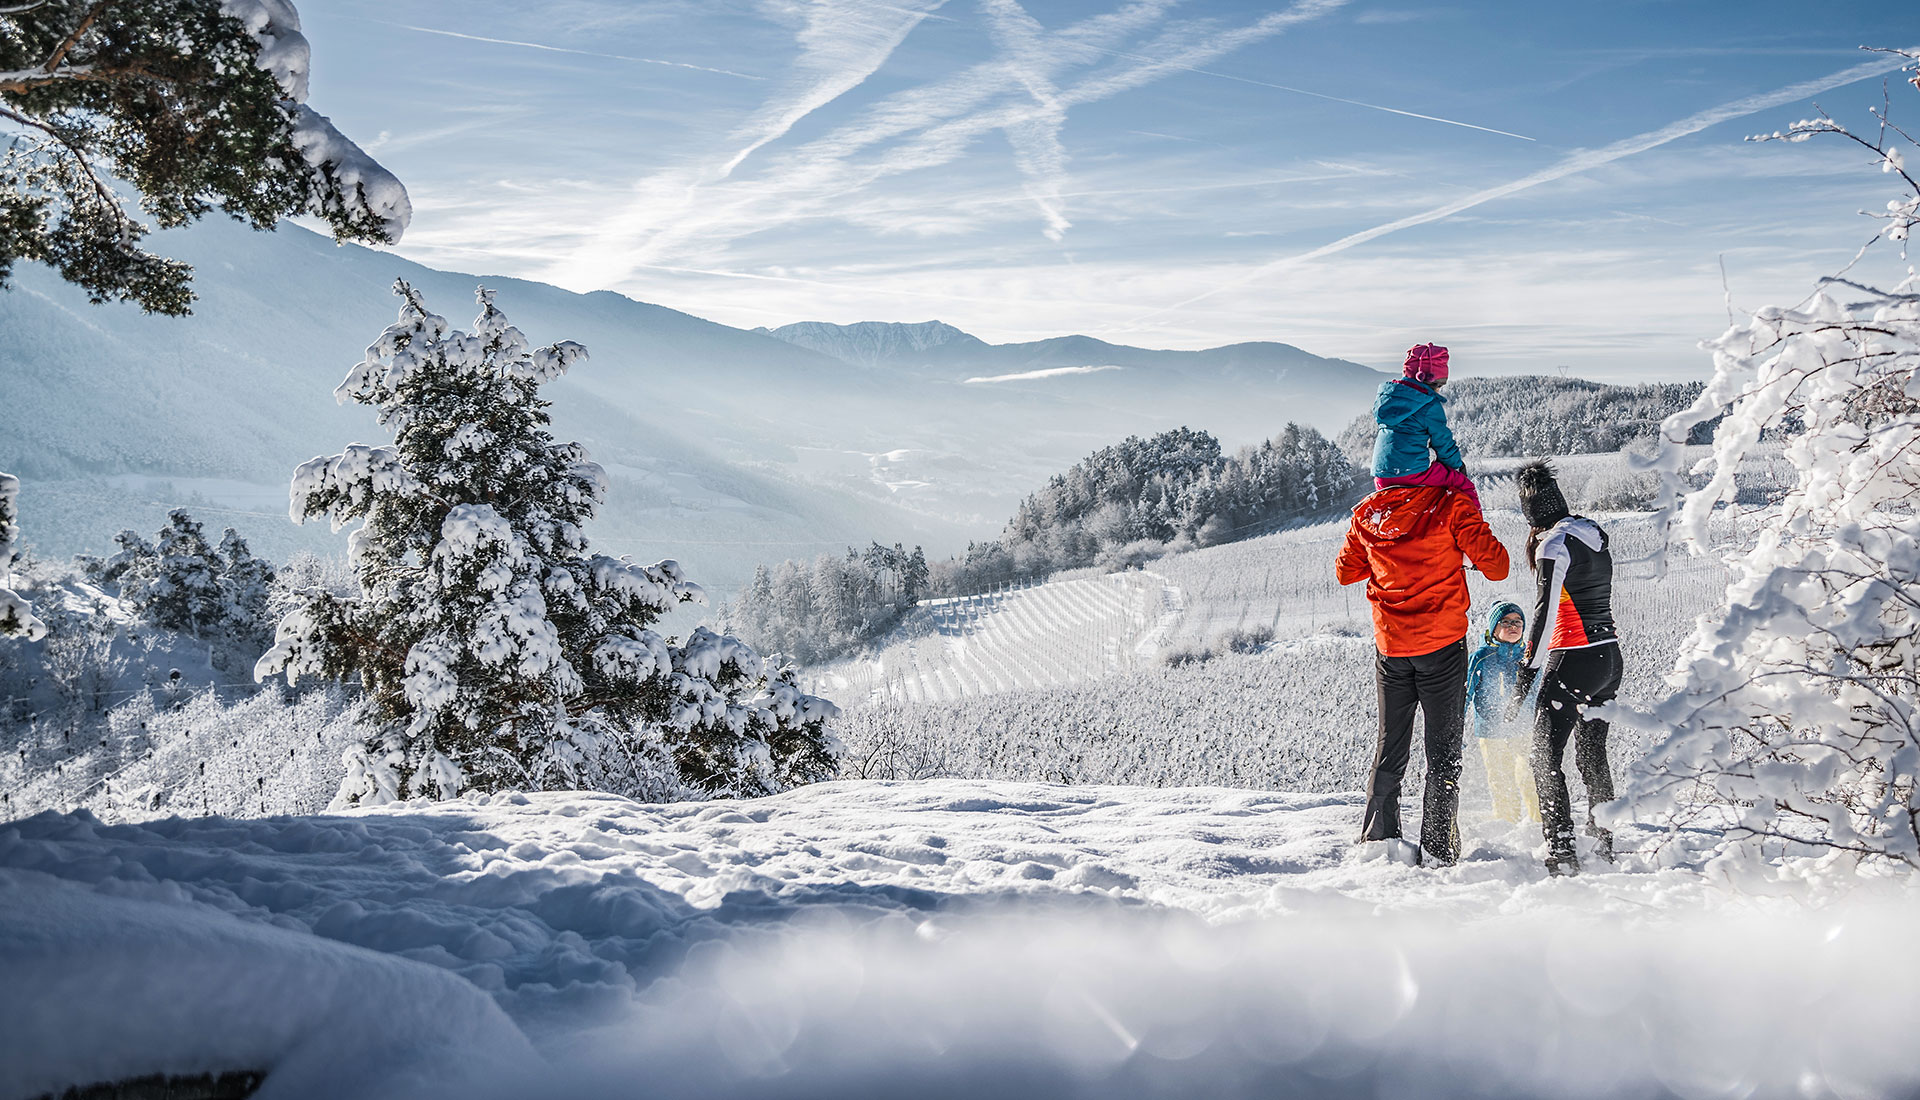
[{"xmin": 1517, "ymin": 461, "xmax": 1570, "ymax": 530}]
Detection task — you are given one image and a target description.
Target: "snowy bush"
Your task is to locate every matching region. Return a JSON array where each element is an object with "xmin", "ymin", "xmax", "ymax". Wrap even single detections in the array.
[
  {"xmin": 0, "ymin": 471, "xmax": 48, "ymax": 641},
  {"xmin": 1613, "ymin": 53, "xmax": 1920, "ymax": 871},
  {"xmin": 260, "ymin": 283, "xmax": 840, "ymax": 804}
]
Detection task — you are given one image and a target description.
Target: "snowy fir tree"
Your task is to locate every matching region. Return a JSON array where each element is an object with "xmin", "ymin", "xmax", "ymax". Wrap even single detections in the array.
[
  {"xmin": 126, "ymin": 510, "xmax": 226, "ymax": 639},
  {"xmin": 1, "ymin": 471, "xmax": 48, "ymax": 640},
  {"xmin": 81, "ymin": 529, "xmax": 157, "ymax": 589},
  {"xmin": 215, "ymin": 528, "xmax": 276, "ymax": 651},
  {"xmin": 1613, "ymin": 51, "xmax": 1920, "ymax": 871},
  {"xmin": 256, "ymin": 282, "xmax": 841, "ymax": 804},
  {"xmin": 0, "ymin": 0, "xmax": 408, "ymax": 313}
]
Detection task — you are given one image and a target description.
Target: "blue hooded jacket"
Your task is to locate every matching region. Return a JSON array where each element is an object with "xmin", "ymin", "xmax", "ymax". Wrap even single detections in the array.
[
  {"xmin": 1467, "ymin": 600, "xmax": 1526, "ymax": 739},
  {"xmin": 1371, "ymin": 378, "xmax": 1464, "ymax": 479}
]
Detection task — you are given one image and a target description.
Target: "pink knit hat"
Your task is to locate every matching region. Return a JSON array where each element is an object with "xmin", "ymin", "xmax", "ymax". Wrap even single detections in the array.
[{"xmin": 1404, "ymin": 343, "xmax": 1449, "ymax": 383}]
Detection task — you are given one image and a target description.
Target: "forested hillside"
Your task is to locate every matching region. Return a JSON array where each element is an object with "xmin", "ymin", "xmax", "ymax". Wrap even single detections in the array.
[
  {"xmin": 1336, "ymin": 377, "xmax": 1713, "ymax": 465},
  {"xmin": 953, "ymin": 423, "xmax": 1359, "ymax": 588},
  {"xmin": 724, "ymin": 423, "xmax": 1356, "ymax": 665}
]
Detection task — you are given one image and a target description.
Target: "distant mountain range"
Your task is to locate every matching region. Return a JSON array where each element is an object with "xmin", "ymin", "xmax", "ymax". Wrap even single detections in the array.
[
  {"xmin": 759, "ymin": 319, "xmax": 1384, "ymax": 397},
  {"xmin": 0, "ymin": 220, "xmax": 1385, "ymax": 589}
]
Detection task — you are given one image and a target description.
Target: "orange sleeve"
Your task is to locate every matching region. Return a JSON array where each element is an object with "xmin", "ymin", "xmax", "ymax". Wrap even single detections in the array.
[
  {"xmin": 1452, "ymin": 499, "xmax": 1510, "ymax": 581},
  {"xmin": 1335, "ymin": 520, "xmax": 1370, "ymax": 586}
]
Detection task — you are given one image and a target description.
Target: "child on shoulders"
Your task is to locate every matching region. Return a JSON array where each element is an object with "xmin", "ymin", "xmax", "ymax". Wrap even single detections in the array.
[{"xmin": 1371, "ymin": 343, "xmax": 1481, "ymax": 510}]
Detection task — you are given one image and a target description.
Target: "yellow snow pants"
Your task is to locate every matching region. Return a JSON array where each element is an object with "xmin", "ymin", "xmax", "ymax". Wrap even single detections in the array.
[{"xmin": 1479, "ymin": 736, "xmax": 1540, "ymax": 823}]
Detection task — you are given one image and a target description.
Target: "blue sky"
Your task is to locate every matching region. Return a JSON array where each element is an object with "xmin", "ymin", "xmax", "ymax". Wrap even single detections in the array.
[{"xmin": 297, "ymin": 1, "xmax": 1918, "ymax": 380}]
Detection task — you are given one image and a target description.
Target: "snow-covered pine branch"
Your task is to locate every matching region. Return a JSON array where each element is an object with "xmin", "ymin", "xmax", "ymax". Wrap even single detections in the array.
[
  {"xmin": 259, "ymin": 282, "xmax": 841, "ymax": 805},
  {"xmin": 0, "ymin": 0, "xmax": 408, "ymax": 314},
  {"xmin": 1610, "ymin": 48, "xmax": 1920, "ymax": 874},
  {"xmin": 0, "ymin": 470, "xmax": 49, "ymax": 640}
]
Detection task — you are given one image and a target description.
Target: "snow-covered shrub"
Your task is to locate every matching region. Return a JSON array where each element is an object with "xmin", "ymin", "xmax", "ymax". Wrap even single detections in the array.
[
  {"xmin": 259, "ymin": 283, "xmax": 840, "ymax": 804},
  {"xmin": 39, "ymin": 599, "xmax": 125, "ymax": 714},
  {"xmin": 1221, "ymin": 625, "xmax": 1274, "ymax": 654},
  {"xmin": 1582, "ymin": 467, "xmax": 1660, "ymax": 513},
  {"xmin": 1613, "ymin": 53, "xmax": 1920, "ymax": 871},
  {"xmin": 0, "ymin": 471, "xmax": 48, "ymax": 641}
]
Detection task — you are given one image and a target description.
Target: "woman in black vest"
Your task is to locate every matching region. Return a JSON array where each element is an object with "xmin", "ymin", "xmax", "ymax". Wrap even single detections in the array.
[{"xmin": 1513, "ymin": 462, "xmax": 1622, "ymax": 876}]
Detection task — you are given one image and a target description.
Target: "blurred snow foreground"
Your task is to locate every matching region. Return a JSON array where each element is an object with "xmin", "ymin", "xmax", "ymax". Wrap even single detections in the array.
[{"xmin": 4, "ymin": 780, "xmax": 1917, "ymax": 1100}]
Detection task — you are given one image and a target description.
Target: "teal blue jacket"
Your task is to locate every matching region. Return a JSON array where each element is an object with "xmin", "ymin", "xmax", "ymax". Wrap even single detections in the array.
[
  {"xmin": 1467, "ymin": 600, "xmax": 1526, "ymax": 739},
  {"xmin": 1371, "ymin": 378, "xmax": 1464, "ymax": 478}
]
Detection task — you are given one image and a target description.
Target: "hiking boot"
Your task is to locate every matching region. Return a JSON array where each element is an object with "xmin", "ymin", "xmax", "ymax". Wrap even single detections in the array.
[{"xmin": 1585, "ymin": 822, "xmax": 1615, "ymax": 864}]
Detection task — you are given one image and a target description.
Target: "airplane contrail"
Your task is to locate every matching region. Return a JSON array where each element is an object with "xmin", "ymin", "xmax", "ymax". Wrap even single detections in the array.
[
  {"xmin": 1127, "ymin": 49, "xmax": 1919, "ymax": 326},
  {"xmin": 1091, "ymin": 46, "xmax": 1536, "ymax": 141},
  {"xmin": 378, "ymin": 22, "xmax": 765, "ymax": 80}
]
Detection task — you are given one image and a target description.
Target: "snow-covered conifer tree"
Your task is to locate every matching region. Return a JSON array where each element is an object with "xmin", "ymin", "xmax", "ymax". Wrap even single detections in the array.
[
  {"xmin": 216, "ymin": 528, "xmax": 276, "ymax": 651},
  {"xmin": 130, "ymin": 510, "xmax": 226, "ymax": 638},
  {"xmin": 1, "ymin": 0, "xmax": 408, "ymax": 313},
  {"xmin": 82, "ymin": 529, "xmax": 158, "ymax": 589},
  {"xmin": 0, "ymin": 471, "xmax": 48, "ymax": 640},
  {"xmin": 257, "ymin": 282, "xmax": 840, "ymax": 803},
  {"xmin": 1613, "ymin": 51, "xmax": 1920, "ymax": 870}
]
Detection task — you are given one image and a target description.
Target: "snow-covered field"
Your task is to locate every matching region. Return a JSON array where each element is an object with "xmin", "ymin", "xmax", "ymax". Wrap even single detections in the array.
[
  {"xmin": 6, "ymin": 780, "xmax": 1917, "ymax": 1100},
  {"xmin": 827, "ymin": 460, "xmax": 1739, "ymax": 805}
]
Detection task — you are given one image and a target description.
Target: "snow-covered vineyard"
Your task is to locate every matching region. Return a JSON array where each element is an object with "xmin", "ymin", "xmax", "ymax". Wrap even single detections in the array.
[{"xmin": 804, "ymin": 569, "xmax": 1182, "ymax": 703}]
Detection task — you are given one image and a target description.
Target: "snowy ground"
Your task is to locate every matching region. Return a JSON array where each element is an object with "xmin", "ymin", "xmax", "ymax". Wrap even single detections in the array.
[{"xmin": 6, "ymin": 779, "xmax": 1917, "ymax": 1100}]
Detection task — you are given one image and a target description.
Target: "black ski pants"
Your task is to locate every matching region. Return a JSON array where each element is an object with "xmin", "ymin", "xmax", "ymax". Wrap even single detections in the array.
[
  {"xmin": 1531, "ymin": 642, "xmax": 1623, "ymax": 868},
  {"xmin": 1362, "ymin": 636, "xmax": 1467, "ymax": 864}
]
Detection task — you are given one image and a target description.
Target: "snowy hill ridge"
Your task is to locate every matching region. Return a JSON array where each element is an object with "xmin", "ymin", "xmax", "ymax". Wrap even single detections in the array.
[
  {"xmin": 757, "ymin": 317, "xmax": 1388, "ymax": 388},
  {"xmin": 758, "ymin": 319, "xmax": 983, "ymax": 366}
]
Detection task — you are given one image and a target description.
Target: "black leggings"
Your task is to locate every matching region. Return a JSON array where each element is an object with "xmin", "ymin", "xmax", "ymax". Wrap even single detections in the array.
[{"xmin": 1531, "ymin": 643, "xmax": 1623, "ymax": 864}]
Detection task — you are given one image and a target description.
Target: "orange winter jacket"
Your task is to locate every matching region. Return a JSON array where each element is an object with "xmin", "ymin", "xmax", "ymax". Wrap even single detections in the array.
[{"xmin": 1336, "ymin": 486, "xmax": 1510, "ymax": 657}]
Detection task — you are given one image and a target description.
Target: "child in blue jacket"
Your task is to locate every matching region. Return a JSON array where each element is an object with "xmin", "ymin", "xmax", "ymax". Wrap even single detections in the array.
[
  {"xmin": 1468, "ymin": 600, "xmax": 1539, "ymax": 823},
  {"xmin": 1372, "ymin": 343, "xmax": 1481, "ymax": 510}
]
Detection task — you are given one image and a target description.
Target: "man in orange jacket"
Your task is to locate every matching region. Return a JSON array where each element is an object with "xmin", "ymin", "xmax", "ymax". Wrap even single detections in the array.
[{"xmin": 1337, "ymin": 483, "xmax": 1509, "ymax": 865}]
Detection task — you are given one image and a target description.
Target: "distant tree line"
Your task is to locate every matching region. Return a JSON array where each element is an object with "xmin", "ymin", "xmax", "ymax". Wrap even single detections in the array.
[
  {"xmin": 1336, "ymin": 376, "xmax": 1716, "ymax": 466},
  {"xmin": 727, "ymin": 424, "xmax": 1358, "ymax": 665},
  {"xmin": 727, "ymin": 543, "xmax": 931, "ymax": 666},
  {"xmin": 948, "ymin": 423, "xmax": 1358, "ymax": 590}
]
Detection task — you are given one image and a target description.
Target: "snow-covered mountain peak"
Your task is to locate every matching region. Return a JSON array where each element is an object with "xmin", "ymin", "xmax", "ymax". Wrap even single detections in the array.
[{"xmin": 758, "ymin": 319, "xmax": 983, "ymax": 366}]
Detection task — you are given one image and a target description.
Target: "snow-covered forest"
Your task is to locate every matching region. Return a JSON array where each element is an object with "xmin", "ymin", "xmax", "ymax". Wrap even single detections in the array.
[
  {"xmin": 1335, "ymin": 377, "xmax": 1717, "ymax": 466},
  {"xmin": 5, "ymin": 4, "xmax": 1920, "ymax": 1099}
]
